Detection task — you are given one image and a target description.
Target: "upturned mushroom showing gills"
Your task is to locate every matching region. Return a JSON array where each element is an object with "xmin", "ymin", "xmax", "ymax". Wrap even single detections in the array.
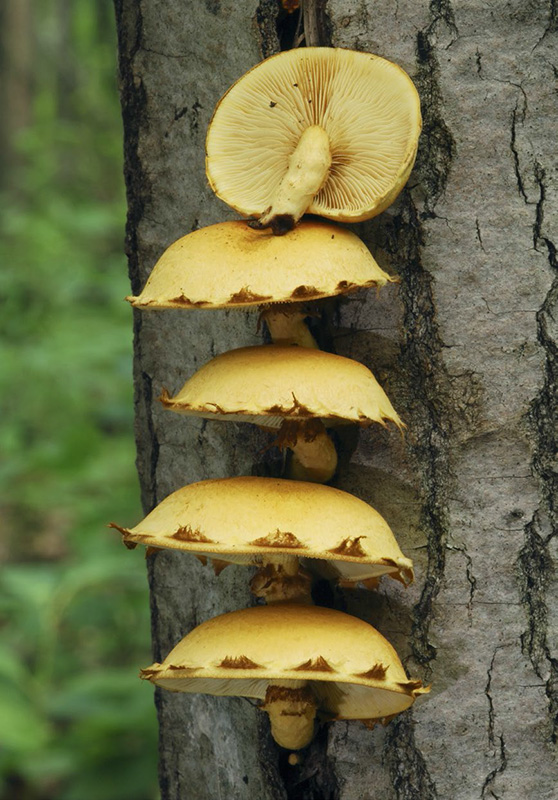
[
  {"xmin": 205, "ymin": 48, "xmax": 421, "ymax": 234},
  {"xmin": 110, "ymin": 476, "xmax": 413, "ymax": 603},
  {"xmin": 140, "ymin": 605, "xmax": 428, "ymax": 750},
  {"xmin": 159, "ymin": 345, "xmax": 402, "ymax": 483}
]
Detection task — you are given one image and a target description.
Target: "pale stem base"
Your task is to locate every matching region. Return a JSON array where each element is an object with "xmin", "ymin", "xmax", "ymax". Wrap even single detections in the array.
[
  {"xmin": 260, "ymin": 305, "xmax": 318, "ymax": 348},
  {"xmin": 263, "ymin": 681, "xmax": 318, "ymax": 750}
]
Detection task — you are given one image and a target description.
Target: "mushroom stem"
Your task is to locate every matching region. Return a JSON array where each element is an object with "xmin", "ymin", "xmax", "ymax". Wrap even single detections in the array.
[
  {"xmin": 289, "ymin": 424, "xmax": 337, "ymax": 484},
  {"xmin": 273, "ymin": 420, "xmax": 337, "ymax": 484},
  {"xmin": 258, "ymin": 125, "xmax": 331, "ymax": 235},
  {"xmin": 263, "ymin": 682, "xmax": 317, "ymax": 750},
  {"xmin": 260, "ymin": 304, "xmax": 318, "ymax": 348},
  {"xmin": 250, "ymin": 559, "xmax": 313, "ymax": 604}
]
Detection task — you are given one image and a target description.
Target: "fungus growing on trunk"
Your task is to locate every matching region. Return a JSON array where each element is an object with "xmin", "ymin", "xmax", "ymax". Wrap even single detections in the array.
[
  {"xmin": 160, "ymin": 345, "xmax": 402, "ymax": 483},
  {"xmin": 126, "ymin": 219, "xmax": 393, "ymax": 347},
  {"xmin": 140, "ymin": 605, "xmax": 428, "ymax": 751},
  {"xmin": 110, "ymin": 475, "xmax": 413, "ymax": 603},
  {"xmin": 205, "ymin": 48, "xmax": 421, "ymax": 233}
]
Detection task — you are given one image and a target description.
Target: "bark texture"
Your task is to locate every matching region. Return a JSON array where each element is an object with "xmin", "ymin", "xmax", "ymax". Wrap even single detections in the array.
[{"xmin": 115, "ymin": 1, "xmax": 558, "ymax": 797}]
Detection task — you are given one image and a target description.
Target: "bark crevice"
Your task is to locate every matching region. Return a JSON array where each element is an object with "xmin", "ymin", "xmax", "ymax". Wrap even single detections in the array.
[
  {"xmin": 114, "ymin": 0, "xmax": 158, "ymax": 515},
  {"xmin": 251, "ymin": 7, "xmax": 340, "ymax": 799},
  {"xmin": 517, "ymin": 156, "xmax": 558, "ymax": 743},
  {"xmin": 255, "ymin": 0, "xmax": 332, "ymax": 55},
  {"xmin": 384, "ymin": 192, "xmax": 452, "ymax": 674},
  {"xmin": 370, "ymin": 7, "xmax": 458, "ymax": 794},
  {"xmin": 480, "ymin": 734, "xmax": 507, "ymax": 800},
  {"xmin": 113, "ymin": 0, "xmax": 150, "ymax": 296},
  {"xmin": 510, "ymin": 92, "xmax": 529, "ymax": 204},
  {"xmin": 414, "ymin": 1, "xmax": 457, "ymax": 216},
  {"xmin": 254, "ymin": 0, "xmax": 281, "ymax": 58},
  {"xmin": 383, "ymin": 714, "xmax": 438, "ymax": 800}
]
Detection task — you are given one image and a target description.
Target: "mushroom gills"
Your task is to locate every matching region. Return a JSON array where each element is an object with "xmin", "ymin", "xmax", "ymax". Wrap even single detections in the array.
[{"xmin": 257, "ymin": 125, "xmax": 331, "ymax": 234}]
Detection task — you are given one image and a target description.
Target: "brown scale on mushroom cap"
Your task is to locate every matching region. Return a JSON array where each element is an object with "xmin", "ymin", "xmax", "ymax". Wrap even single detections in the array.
[
  {"xmin": 218, "ymin": 656, "xmax": 262, "ymax": 670},
  {"xmin": 250, "ymin": 530, "xmax": 305, "ymax": 549},
  {"xmin": 294, "ymin": 656, "xmax": 335, "ymax": 673},
  {"xmin": 356, "ymin": 664, "xmax": 388, "ymax": 681},
  {"xmin": 171, "ymin": 526, "xmax": 215, "ymax": 544},
  {"xmin": 328, "ymin": 536, "xmax": 368, "ymax": 558}
]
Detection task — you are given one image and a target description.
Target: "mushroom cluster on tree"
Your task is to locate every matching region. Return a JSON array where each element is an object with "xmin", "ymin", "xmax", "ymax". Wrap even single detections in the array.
[{"xmin": 115, "ymin": 45, "xmax": 428, "ymax": 753}]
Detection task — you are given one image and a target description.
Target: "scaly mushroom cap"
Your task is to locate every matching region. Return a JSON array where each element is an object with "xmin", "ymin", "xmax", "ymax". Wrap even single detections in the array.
[
  {"xmin": 110, "ymin": 476, "xmax": 413, "ymax": 585},
  {"xmin": 126, "ymin": 220, "xmax": 392, "ymax": 310},
  {"xmin": 206, "ymin": 47, "xmax": 421, "ymax": 227},
  {"xmin": 141, "ymin": 604, "xmax": 428, "ymax": 721},
  {"xmin": 160, "ymin": 345, "xmax": 402, "ymax": 429}
]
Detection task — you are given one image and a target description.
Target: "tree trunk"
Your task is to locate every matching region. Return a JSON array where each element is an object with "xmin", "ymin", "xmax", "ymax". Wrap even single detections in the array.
[
  {"xmin": 114, "ymin": 1, "xmax": 558, "ymax": 797},
  {"xmin": 0, "ymin": 0, "xmax": 33, "ymax": 183}
]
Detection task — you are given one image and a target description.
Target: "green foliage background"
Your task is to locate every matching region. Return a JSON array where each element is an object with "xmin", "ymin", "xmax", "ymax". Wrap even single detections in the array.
[{"xmin": 0, "ymin": 1, "xmax": 158, "ymax": 797}]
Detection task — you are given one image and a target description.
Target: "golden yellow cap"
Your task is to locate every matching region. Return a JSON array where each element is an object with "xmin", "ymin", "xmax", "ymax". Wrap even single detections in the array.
[
  {"xmin": 110, "ymin": 476, "xmax": 413, "ymax": 585},
  {"xmin": 127, "ymin": 220, "xmax": 392, "ymax": 309},
  {"xmin": 160, "ymin": 345, "xmax": 402, "ymax": 430},
  {"xmin": 141, "ymin": 604, "xmax": 428, "ymax": 721}
]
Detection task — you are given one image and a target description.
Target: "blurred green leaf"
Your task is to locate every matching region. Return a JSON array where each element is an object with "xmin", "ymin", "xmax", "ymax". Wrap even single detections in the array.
[
  {"xmin": 0, "ymin": 644, "xmax": 30, "ymax": 686},
  {"xmin": 0, "ymin": 686, "xmax": 51, "ymax": 752}
]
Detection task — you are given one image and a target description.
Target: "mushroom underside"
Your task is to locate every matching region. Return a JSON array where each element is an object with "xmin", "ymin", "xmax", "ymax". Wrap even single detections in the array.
[
  {"xmin": 117, "ymin": 534, "xmax": 408, "ymax": 582},
  {"xmin": 206, "ymin": 48, "xmax": 422, "ymax": 226},
  {"xmin": 148, "ymin": 674, "xmax": 417, "ymax": 720}
]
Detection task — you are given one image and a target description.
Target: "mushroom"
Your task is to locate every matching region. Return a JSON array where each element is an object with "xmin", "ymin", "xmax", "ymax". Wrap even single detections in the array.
[
  {"xmin": 110, "ymin": 475, "xmax": 413, "ymax": 603},
  {"xmin": 205, "ymin": 47, "xmax": 421, "ymax": 234},
  {"xmin": 160, "ymin": 344, "xmax": 402, "ymax": 483},
  {"xmin": 127, "ymin": 219, "xmax": 392, "ymax": 310},
  {"xmin": 140, "ymin": 604, "xmax": 428, "ymax": 750},
  {"xmin": 126, "ymin": 219, "xmax": 393, "ymax": 347}
]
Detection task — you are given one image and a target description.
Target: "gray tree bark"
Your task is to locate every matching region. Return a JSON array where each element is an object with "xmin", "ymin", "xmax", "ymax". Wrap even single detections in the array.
[{"xmin": 114, "ymin": 1, "xmax": 558, "ymax": 797}]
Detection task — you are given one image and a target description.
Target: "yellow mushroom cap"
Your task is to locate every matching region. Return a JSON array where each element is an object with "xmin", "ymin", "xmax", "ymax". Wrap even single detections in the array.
[
  {"xmin": 126, "ymin": 220, "xmax": 393, "ymax": 310},
  {"xmin": 206, "ymin": 47, "xmax": 421, "ymax": 224},
  {"xmin": 141, "ymin": 604, "xmax": 428, "ymax": 721},
  {"xmin": 110, "ymin": 476, "xmax": 413, "ymax": 585},
  {"xmin": 160, "ymin": 345, "xmax": 402, "ymax": 429}
]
